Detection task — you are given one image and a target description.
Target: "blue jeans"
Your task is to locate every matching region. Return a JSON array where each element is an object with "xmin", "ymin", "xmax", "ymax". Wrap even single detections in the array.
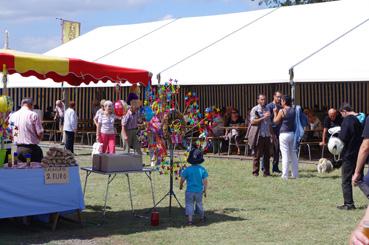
[
  {"xmin": 358, "ymin": 167, "xmax": 369, "ymax": 199},
  {"xmin": 185, "ymin": 192, "xmax": 204, "ymax": 217}
]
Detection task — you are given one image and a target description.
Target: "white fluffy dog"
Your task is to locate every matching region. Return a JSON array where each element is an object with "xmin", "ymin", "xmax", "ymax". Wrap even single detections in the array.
[{"xmin": 317, "ymin": 158, "xmax": 334, "ymax": 173}]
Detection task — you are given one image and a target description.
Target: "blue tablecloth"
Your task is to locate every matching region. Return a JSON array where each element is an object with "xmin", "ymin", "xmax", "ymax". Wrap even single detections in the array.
[{"xmin": 0, "ymin": 166, "xmax": 84, "ymax": 219}]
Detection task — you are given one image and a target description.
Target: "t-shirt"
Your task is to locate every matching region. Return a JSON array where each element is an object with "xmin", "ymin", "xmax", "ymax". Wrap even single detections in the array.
[
  {"xmin": 181, "ymin": 165, "xmax": 208, "ymax": 193},
  {"xmin": 98, "ymin": 114, "xmax": 116, "ymax": 134},
  {"xmin": 362, "ymin": 116, "xmax": 369, "ymax": 139},
  {"xmin": 339, "ymin": 115, "xmax": 363, "ymax": 161},
  {"xmin": 94, "ymin": 108, "xmax": 103, "ymax": 123},
  {"xmin": 266, "ymin": 102, "xmax": 282, "ymax": 132},
  {"xmin": 323, "ymin": 115, "xmax": 342, "ymax": 129}
]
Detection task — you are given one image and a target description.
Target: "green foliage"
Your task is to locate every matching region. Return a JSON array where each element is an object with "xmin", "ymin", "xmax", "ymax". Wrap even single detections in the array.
[{"xmin": 253, "ymin": 0, "xmax": 337, "ymax": 7}]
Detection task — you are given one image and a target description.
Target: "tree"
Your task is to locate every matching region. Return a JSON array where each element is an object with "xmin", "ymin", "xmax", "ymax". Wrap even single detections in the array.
[{"xmin": 253, "ymin": 0, "xmax": 337, "ymax": 7}]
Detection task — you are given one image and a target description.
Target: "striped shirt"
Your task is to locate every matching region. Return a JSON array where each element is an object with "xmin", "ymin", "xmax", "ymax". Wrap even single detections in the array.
[
  {"xmin": 122, "ymin": 109, "xmax": 140, "ymax": 130},
  {"xmin": 98, "ymin": 113, "xmax": 116, "ymax": 134},
  {"xmin": 10, "ymin": 107, "xmax": 44, "ymax": 145}
]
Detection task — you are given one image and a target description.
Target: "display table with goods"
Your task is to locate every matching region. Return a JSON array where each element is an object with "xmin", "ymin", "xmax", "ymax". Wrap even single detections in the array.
[
  {"xmin": 82, "ymin": 153, "xmax": 156, "ymax": 219},
  {"xmin": 0, "ymin": 48, "xmax": 152, "ymax": 228},
  {"xmin": 0, "ymin": 147, "xmax": 85, "ymax": 230}
]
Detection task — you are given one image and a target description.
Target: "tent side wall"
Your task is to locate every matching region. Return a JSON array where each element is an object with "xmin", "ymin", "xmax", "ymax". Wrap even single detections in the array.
[
  {"xmin": 4, "ymin": 82, "xmax": 367, "ymax": 123},
  {"xmin": 296, "ymin": 81, "xmax": 369, "ymax": 113},
  {"xmin": 4, "ymin": 87, "xmax": 135, "ymax": 121}
]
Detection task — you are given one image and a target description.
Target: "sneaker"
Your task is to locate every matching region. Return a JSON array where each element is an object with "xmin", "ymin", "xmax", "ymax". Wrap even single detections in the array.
[
  {"xmin": 336, "ymin": 204, "xmax": 356, "ymax": 210},
  {"xmin": 272, "ymin": 169, "xmax": 282, "ymax": 173}
]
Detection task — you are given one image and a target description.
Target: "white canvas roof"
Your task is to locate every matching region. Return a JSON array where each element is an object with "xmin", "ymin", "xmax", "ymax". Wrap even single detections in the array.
[
  {"xmin": 293, "ymin": 13, "xmax": 369, "ymax": 82},
  {"xmin": 4, "ymin": 20, "xmax": 174, "ymax": 88},
  {"xmin": 4, "ymin": 0, "xmax": 369, "ymax": 87},
  {"xmin": 159, "ymin": 0, "xmax": 369, "ymax": 84}
]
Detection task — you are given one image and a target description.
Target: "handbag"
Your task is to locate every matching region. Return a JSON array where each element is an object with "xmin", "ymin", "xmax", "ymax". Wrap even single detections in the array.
[{"xmin": 92, "ymin": 142, "xmax": 103, "ymax": 155}]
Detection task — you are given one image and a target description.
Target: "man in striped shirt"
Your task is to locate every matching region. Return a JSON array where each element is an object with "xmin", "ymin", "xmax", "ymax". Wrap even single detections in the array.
[
  {"xmin": 10, "ymin": 98, "xmax": 44, "ymax": 163},
  {"xmin": 121, "ymin": 100, "xmax": 142, "ymax": 155}
]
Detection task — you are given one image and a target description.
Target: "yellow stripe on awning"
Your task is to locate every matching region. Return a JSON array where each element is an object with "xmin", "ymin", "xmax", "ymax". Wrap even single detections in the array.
[{"xmin": 13, "ymin": 51, "xmax": 69, "ymax": 76}]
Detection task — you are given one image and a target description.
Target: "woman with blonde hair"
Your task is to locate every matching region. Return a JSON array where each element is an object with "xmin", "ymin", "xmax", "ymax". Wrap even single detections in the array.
[{"xmin": 97, "ymin": 100, "xmax": 117, "ymax": 153}]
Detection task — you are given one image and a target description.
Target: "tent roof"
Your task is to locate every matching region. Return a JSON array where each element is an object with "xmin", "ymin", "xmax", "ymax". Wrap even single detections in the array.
[
  {"xmin": 293, "ymin": 15, "xmax": 369, "ymax": 82},
  {"xmin": 159, "ymin": 0, "xmax": 369, "ymax": 84},
  {"xmin": 0, "ymin": 49, "xmax": 151, "ymax": 87},
  {"xmin": 7, "ymin": 0, "xmax": 369, "ymax": 87}
]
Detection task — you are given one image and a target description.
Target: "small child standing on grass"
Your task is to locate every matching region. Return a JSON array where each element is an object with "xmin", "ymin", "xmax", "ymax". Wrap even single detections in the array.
[{"xmin": 180, "ymin": 148, "xmax": 208, "ymax": 225}]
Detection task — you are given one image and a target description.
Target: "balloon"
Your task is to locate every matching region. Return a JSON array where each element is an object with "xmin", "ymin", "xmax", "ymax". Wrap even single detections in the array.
[
  {"xmin": 0, "ymin": 96, "xmax": 13, "ymax": 113},
  {"xmin": 114, "ymin": 100, "xmax": 124, "ymax": 117}
]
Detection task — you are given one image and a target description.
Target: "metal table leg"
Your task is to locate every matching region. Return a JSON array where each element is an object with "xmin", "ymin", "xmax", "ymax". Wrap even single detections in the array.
[
  {"xmin": 83, "ymin": 171, "xmax": 92, "ymax": 197},
  {"xmin": 103, "ymin": 174, "xmax": 116, "ymax": 217},
  {"xmin": 126, "ymin": 174, "xmax": 135, "ymax": 215},
  {"xmin": 146, "ymin": 171, "xmax": 156, "ymax": 207}
]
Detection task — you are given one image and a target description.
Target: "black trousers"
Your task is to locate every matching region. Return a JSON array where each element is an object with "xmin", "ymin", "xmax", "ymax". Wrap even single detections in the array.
[
  {"xmin": 17, "ymin": 144, "xmax": 43, "ymax": 163},
  {"xmin": 65, "ymin": 131, "xmax": 75, "ymax": 153},
  {"xmin": 253, "ymin": 137, "xmax": 271, "ymax": 175},
  {"xmin": 341, "ymin": 159, "xmax": 357, "ymax": 205},
  {"xmin": 272, "ymin": 128, "xmax": 280, "ymax": 168}
]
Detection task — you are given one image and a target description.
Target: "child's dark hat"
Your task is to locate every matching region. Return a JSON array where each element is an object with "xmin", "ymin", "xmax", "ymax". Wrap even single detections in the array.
[{"xmin": 187, "ymin": 148, "xmax": 204, "ymax": 165}]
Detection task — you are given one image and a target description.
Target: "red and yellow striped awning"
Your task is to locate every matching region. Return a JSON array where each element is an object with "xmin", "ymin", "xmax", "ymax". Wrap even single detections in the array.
[{"xmin": 0, "ymin": 49, "xmax": 151, "ymax": 86}]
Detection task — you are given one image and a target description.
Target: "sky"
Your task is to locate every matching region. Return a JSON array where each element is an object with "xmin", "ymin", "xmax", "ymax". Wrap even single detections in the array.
[{"xmin": 0, "ymin": 0, "xmax": 265, "ymax": 54}]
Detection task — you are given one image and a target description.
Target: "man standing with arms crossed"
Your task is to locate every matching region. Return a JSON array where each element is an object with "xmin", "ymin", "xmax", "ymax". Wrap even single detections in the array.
[{"xmin": 250, "ymin": 94, "xmax": 273, "ymax": 177}]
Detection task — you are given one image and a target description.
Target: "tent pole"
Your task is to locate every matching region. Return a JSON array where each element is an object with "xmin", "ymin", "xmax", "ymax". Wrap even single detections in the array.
[
  {"xmin": 2, "ymin": 64, "xmax": 8, "ymax": 96},
  {"xmin": 156, "ymin": 73, "xmax": 161, "ymax": 85},
  {"xmin": 289, "ymin": 68, "xmax": 295, "ymax": 106},
  {"xmin": 3, "ymin": 30, "xmax": 9, "ymax": 49}
]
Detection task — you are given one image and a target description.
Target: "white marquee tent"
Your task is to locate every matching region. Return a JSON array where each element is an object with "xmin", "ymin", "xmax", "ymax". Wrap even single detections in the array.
[{"xmin": 4, "ymin": 0, "xmax": 369, "ymax": 88}]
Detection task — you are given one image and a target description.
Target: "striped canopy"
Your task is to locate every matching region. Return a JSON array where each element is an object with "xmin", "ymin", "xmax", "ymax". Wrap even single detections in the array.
[{"xmin": 0, "ymin": 49, "xmax": 151, "ymax": 86}]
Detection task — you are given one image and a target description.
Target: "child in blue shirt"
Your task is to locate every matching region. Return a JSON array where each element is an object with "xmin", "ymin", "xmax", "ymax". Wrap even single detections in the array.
[{"xmin": 180, "ymin": 148, "xmax": 208, "ymax": 225}]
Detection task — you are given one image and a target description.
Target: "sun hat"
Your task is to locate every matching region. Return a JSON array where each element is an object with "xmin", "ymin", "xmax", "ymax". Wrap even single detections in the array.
[{"xmin": 187, "ymin": 148, "xmax": 204, "ymax": 165}]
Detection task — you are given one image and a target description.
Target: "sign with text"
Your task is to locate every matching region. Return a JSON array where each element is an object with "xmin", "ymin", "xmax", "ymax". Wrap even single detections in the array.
[{"xmin": 44, "ymin": 167, "xmax": 69, "ymax": 184}]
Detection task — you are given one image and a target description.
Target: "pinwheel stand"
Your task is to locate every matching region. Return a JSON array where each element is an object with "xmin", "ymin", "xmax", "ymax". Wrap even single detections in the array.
[{"xmin": 152, "ymin": 142, "xmax": 183, "ymax": 216}]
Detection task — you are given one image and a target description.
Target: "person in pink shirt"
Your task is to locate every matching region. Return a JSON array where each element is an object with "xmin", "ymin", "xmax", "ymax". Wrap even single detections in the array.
[
  {"xmin": 97, "ymin": 101, "xmax": 117, "ymax": 154},
  {"xmin": 9, "ymin": 98, "xmax": 44, "ymax": 162}
]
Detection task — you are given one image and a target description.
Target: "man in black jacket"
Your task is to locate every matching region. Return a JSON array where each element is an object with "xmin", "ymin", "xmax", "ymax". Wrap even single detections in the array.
[{"xmin": 337, "ymin": 103, "xmax": 363, "ymax": 210}]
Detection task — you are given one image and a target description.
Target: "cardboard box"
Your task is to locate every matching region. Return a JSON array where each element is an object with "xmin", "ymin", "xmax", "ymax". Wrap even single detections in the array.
[
  {"xmin": 100, "ymin": 154, "xmax": 143, "ymax": 172},
  {"xmin": 92, "ymin": 154, "xmax": 102, "ymax": 171}
]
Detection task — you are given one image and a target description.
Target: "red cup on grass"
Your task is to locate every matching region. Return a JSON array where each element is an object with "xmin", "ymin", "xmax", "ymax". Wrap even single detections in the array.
[{"xmin": 151, "ymin": 211, "xmax": 159, "ymax": 226}]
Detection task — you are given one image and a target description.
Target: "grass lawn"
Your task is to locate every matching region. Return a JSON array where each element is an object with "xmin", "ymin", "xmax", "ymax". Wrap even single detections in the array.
[{"xmin": 0, "ymin": 146, "xmax": 368, "ymax": 244}]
